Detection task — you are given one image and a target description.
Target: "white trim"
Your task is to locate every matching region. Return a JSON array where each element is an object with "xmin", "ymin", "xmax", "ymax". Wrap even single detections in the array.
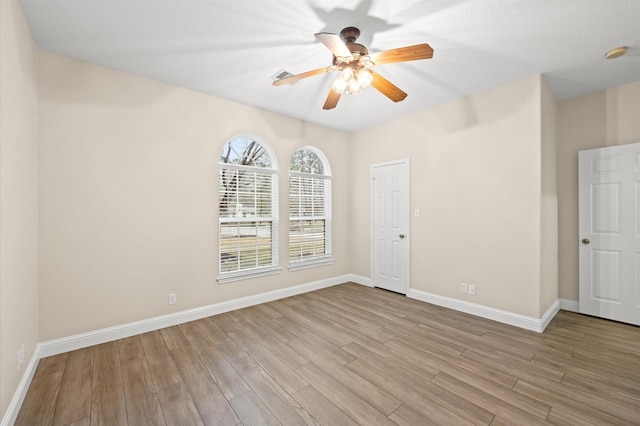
[
  {"xmin": 540, "ymin": 300, "xmax": 561, "ymax": 331},
  {"xmin": 1, "ymin": 346, "xmax": 41, "ymax": 426},
  {"xmin": 217, "ymin": 266, "xmax": 283, "ymax": 284},
  {"xmin": 290, "ymin": 171, "xmax": 332, "ymax": 179},
  {"xmin": 38, "ymin": 275, "xmax": 349, "ymax": 358},
  {"xmin": 406, "ymin": 288, "xmax": 560, "ymax": 333},
  {"xmin": 559, "ymin": 298, "xmax": 579, "ymax": 313},
  {"xmin": 288, "ymin": 257, "xmax": 334, "ymax": 271},
  {"xmin": 219, "ymin": 162, "xmax": 278, "ymax": 174},
  {"xmin": 347, "ymin": 274, "xmax": 373, "ymax": 287}
]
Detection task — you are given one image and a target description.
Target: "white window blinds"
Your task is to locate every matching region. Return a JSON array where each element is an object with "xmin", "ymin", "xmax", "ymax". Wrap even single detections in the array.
[
  {"xmin": 289, "ymin": 148, "xmax": 332, "ymax": 269},
  {"xmin": 219, "ymin": 137, "xmax": 279, "ymax": 282}
]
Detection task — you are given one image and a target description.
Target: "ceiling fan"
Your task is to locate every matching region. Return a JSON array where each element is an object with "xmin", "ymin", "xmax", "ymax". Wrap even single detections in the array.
[{"xmin": 273, "ymin": 27, "xmax": 434, "ymax": 110}]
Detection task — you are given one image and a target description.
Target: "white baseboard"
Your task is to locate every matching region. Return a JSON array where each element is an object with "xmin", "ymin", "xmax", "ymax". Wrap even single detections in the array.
[
  {"xmin": 406, "ymin": 288, "xmax": 560, "ymax": 333},
  {"xmin": 1, "ymin": 346, "xmax": 41, "ymax": 426},
  {"xmin": 559, "ymin": 298, "xmax": 579, "ymax": 313},
  {"xmin": 540, "ymin": 300, "xmax": 561, "ymax": 331},
  {"xmin": 347, "ymin": 274, "xmax": 373, "ymax": 287},
  {"xmin": 38, "ymin": 275, "xmax": 350, "ymax": 358}
]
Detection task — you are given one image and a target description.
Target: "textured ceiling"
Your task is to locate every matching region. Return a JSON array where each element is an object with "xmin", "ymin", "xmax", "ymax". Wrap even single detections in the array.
[{"xmin": 20, "ymin": 0, "xmax": 640, "ymax": 132}]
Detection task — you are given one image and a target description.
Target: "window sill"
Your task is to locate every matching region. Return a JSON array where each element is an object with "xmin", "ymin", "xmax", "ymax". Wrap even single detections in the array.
[
  {"xmin": 217, "ymin": 266, "xmax": 282, "ymax": 284},
  {"xmin": 288, "ymin": 257, "xmax": 334, "ymax": 272}
]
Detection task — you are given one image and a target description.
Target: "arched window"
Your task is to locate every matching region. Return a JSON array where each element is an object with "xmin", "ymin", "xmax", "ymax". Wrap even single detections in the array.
[
  {"xmin": 218, "ymin": 136, "xmax": 279, "ymax": 282},
  {"xmin": 289, "ymin": 147, "xmax": 333, "ymax": 270}
]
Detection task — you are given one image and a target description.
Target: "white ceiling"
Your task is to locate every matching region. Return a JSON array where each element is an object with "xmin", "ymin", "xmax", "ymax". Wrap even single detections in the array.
[{"xmin": 20, "ymin": 0, "xmax": 640, "ymax": 132}]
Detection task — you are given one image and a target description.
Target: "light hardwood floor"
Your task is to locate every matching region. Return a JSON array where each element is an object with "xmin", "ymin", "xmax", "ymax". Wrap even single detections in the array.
[{"xmin": 16, "ymin": 283, "xmax": 640, "ymax": 425}]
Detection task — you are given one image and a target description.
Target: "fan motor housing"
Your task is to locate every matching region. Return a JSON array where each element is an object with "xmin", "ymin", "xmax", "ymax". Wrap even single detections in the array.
[
  {"xmin": 346, "ymin": 42, "xmax": 368, "ymax": 56},
  {"xmin": 339, "ymin": 27, "xmax": 360, "ymax": 43}
]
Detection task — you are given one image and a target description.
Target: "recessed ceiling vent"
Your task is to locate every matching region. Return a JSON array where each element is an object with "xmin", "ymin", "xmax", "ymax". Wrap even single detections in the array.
[{"xmin": 272, "ymin": 69, "xmax": 295, "ymax": 82}]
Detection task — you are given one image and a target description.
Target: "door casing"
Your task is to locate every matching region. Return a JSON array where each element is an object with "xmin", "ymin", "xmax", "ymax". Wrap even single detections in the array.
[
  {"xmin": 370, "ymin": 158, "xmax": 410, "ymax": 294},
  {"xmin": 578, "ymin": 142, "xmax": 640, "ymax": 326}
]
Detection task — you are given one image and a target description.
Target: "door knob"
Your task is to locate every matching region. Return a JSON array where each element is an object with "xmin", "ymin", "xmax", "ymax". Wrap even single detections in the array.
[
  {"xmin": 399, "ymin": 234, "xmax": 405, "ymax": 239},
  {"xmin": 581, "ymin": 238, "xmax": 590, "ymax": 245}
]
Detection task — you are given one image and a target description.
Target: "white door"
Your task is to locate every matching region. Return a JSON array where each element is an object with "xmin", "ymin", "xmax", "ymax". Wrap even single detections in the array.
[
  {"xmin": 579, "ymin": 143, "xmax": 640, "ymax": 326},
  {"xmin": 371, "ymin": 159, "xmax": 409, "ymax": 294}
]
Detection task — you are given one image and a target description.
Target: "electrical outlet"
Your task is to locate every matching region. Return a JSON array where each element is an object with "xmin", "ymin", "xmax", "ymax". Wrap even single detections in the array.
[
  {"xmin": 469, "ymin": 284, "xmax": 476, "ymax": 295},
  {"xmin": 460, "ymin": 283, "xmax": 468, "ymax": 294},
  {"xmin": 168, "ymin": 293, "xmax": 177, "ymax": 305}
]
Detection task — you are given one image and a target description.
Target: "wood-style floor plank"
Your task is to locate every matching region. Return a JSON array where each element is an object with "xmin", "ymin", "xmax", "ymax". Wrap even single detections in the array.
[
  {"xmin": 228, "ymin": 391, "xmax": 280, "ymax": 426},
  {"xmin": 431, "ymin": 372, "xmax": 551, "ymax": 425},
  {"xmin": 231, "ymin": 355, "xmax": 317, "ymax": 426},
  {"xmin": 227, "ymin": 329, "xmax": 308, "ymax": 395},
  {"xmin": 170, "ymin": 345, "xmax": 239, "ymax": 426},
  {"xmin": 89, "ymin": 341, "xmax": 127, "ymax": 425},
  {"xmin": 295, "ymin": 363, "xmax": 397, "ymax": 426},
  {"xmin": 346, "ymin": 358, "xmax": 482, "ymax": 425},
  {"xmin": 514, "ymin": 373, "xmax": 640, "ymax": 424},
  {"xmin": 15, "ymin": 353, "xmax": 67, "ymax": 426},
  {"xmin": 198, "ymin": 317, "xmax": 248, "ymax": 363},
  {"xmin": 234, "ymin": 317, "xmax": 308, "ymax": 369},
  {"xmin": 118, "ymin": 336, "xmax": 166, "ymax": 425},
  {"xmin": 291, "ymin": 385, "xmax": 358, "ymax": 426},
  {"xmin": 140, "ymin": 330, "xmax": 203, "ymax": 425},
  {"xmin": 178, "ymin": 320, "xmax": 250, "ymax": 400},
  {"xmin": 52, "ymin": 347, "xmax": 94, "ymax": 425},
  {"xmin": 287, "ymin": 337, "xmax": 401, "ymax": 416},
  {"xmin": 388, "ymin": 404, "xmax": 438, "ymax": 426},
  {"xmin": 16, "ymin": 283, "xmax": 640, "ymax": 425}
]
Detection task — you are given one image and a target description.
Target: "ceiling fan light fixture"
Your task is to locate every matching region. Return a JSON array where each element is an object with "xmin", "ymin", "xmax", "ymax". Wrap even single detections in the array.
[
  {"xmin": 357, "ymin": 68, "xmax": 373, "ymax": 87},
  {"xmin": 348, "ymin": 79, "xmax": 362, "ymax": 94},
  {"xmin": 332, "ymin": 67, "xmax": 371, "ymax": 95},
  {"xmin": 332, "ymin": 77, "xmax": 349, "ymax": 93},
  {"xmin": 341, "ymin": 68, "xmax": 354, "ymax": 81},
  {"xmin": 360, "ymin": 55, "xmax": 373, "ymax": 67},
  {"xmin": 274, "ymin": 26, "xmax": 434, "ymax": 109}
]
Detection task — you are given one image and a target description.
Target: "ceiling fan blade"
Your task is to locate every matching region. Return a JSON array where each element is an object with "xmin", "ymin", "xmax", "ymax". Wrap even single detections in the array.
[
  {"xmin": 315, "ymin": 32, "xmax": 354, "ymax": 61},
  {"xmin": 272, "ymin": 66, "xmax": 334, "ymax": 86},
  {"xmin": 370, "ymin": 71, "xmax": 407, "ymax": 102},
  {"xmin": 370, "ymin": 43, "xmax": 434, "ymax": 66},
  {"xmin": 323, "ymin": 89, "xmax": 341, "ymax": 110}
]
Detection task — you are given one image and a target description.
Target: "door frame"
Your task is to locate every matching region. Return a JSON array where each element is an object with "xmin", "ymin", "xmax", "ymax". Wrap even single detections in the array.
[
  {"xmin": 370, "ymin": 158, "xmax": 410, "ymax": 294},
  {"xmin": 578, "ymin": 142, "xmax": 640, "ymax": 325}
]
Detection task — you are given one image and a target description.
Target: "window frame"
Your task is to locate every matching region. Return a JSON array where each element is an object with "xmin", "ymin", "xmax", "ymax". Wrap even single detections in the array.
[
  {"xmin": 217, "ymin": 135, "xmax": 280, "ymax": 283},
  {"xmin": 288, "ymin": 146, "xmax": 333, "ymax": 271}
]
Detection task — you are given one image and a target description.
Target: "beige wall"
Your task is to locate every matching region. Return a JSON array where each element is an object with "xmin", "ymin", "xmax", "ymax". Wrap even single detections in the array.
[
  {"xmin": 38, "ymin": 51, "xmax": 350, "ymax": 340},
  {"xmin": 0, "ymin": 0, "xmax": 40, "ymax": 417},
  {"xmin": 350, "ymin": 75, "xmax": 545, "ymax": 318},
  {"xmin": 557, "ymin": 81, "xmax": 640, "ymax": 301},
  {"xmin": 540, "ymin": 76, "xmax": 558, "ymax": 316}
]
